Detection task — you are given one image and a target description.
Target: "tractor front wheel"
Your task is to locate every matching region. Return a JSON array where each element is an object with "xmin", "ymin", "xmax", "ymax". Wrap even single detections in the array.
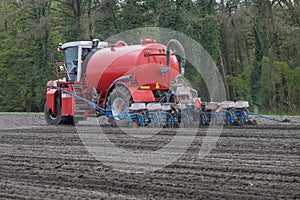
[{"xmin": 45, "ymin": 96, "xmax": 62, "ymax": 125}]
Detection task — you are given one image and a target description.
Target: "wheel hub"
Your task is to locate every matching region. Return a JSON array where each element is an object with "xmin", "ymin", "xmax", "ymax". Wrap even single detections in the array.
[{"xmin": 112, "ymin": 97, "xmax": 126, "ymax": 117}]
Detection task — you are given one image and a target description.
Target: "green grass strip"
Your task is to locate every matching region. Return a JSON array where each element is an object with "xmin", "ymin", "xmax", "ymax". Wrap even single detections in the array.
[{"xmin": 0, "ymin": 112, "xmax": 43, "ymax": 115}]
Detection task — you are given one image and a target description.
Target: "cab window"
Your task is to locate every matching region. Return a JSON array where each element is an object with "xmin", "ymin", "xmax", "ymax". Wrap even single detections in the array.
[{"xmin": 64, "ymin": 47, "xmax": 78, "ymax": 81}]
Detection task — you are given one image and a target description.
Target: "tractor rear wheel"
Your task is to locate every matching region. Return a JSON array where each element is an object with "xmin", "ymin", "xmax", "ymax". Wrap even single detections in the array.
[
  {"xmin": 107, "ymin": 85, "xmax": 132, "ymax": 127},
  {"xmin": 45, "ymin": 96, "xmax": 62, "ymax": 125}
]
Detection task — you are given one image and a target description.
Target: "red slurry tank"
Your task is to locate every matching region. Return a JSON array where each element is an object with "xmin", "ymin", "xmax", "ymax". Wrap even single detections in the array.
[{"xmin": 85, "ymin": 39, "xmax": 180, "ymax": 101}]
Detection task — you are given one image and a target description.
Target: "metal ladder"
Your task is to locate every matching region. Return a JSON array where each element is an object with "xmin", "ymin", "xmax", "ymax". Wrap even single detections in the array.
[{"xmin": 72, "ymin": 84, "xmax": 95, "ymax": 119}]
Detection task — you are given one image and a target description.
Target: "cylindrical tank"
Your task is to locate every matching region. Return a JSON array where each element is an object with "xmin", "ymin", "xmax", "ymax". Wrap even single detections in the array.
[{"xmin": 85, "ymin": 39, "xmax": 180, "ymax": 98}]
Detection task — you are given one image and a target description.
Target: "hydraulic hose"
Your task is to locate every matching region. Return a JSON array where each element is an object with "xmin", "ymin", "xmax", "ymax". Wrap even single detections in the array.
[
  {"xmin": 161, "ymin": 39, "xmax": 186, "ymax": 76},
  {"xmin": 113, "ymin": 75, "xmax": 132, "ymax": 84}
]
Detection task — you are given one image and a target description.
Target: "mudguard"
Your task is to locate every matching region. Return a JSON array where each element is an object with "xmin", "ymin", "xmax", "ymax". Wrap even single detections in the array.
[
  {"xmin": 127, "ymin": 86, "xmax": 156, "ymax": 102},
  {"xmin": 46, "ymin": 89, "xmax": 58, "ymax": 112}
]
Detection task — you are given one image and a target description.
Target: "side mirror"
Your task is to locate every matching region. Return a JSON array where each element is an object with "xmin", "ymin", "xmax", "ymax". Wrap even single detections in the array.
[
  {"xmin": 55, "ymin": 62, "xmax": 66, "ymax": 79},
  {"xmin": 58, "ymin": 65, "xmax": 65, "ymax": 72}
]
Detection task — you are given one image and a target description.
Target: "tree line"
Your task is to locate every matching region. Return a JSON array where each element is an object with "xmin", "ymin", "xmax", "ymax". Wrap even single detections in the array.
[{"xmin": 0, "ymin": 0, "xmax": 299, "ymax": 114}]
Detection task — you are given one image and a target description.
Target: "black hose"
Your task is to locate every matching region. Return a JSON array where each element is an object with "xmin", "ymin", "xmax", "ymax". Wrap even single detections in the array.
[{"xmin": 161, "ymin": 39, "xmax": 186, "ymax": 75}]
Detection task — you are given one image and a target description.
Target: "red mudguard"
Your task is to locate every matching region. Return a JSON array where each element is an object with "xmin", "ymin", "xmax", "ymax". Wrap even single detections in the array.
[
  {"xmin": 46, "ymin": 89, "xmax": 57, "ymax": 112},
  {"xmin": 127, "ymin": 86, "xmax": 156, "ymax": 102}
]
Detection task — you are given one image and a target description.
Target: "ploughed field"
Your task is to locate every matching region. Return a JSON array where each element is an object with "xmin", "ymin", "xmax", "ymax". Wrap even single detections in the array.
[{"xmin": 0, "ymin": 114, "xmax": 299, "ymax": 199}]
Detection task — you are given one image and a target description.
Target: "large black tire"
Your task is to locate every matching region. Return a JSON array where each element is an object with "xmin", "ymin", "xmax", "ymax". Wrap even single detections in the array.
[
  {"xmin": 45, "ymin": 96, "xmax": 62, "ymax": 125},
  {"xmin": 107, "ymin": 85, "xmax": 132, "ymax": 127}
]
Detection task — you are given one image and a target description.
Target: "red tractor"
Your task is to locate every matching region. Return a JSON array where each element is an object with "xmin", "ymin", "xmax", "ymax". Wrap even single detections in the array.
[{"xmin": 45, "ymin": 38, "xmax": 201, "ymax": 127}]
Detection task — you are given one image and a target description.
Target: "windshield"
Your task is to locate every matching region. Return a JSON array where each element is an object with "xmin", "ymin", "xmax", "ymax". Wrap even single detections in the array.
[
  {"xmin": 64, "ymin": 47, "xmax": 78, "ymax": 81},
  {"xmin": 64, "ymin": 47, "xmax": 78, "ymax": 72}
]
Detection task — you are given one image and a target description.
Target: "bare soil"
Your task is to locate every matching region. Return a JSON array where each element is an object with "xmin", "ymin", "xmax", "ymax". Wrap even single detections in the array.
[{"xmin": 0, "ymin": 114, "xmax": 299, "ymax": 199}]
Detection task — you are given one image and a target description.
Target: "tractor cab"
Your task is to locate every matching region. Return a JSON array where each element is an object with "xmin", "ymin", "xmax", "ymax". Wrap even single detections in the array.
[{"xmin": 58, "ymin": 39, "xmax": 108, "ymax": 82}]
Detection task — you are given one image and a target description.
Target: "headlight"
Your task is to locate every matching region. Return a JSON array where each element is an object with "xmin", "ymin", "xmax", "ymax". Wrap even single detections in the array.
[
  {"xmin": 46, "ymin": 80, "xmax": 58, "ymax": 88},
  {"xmin": 46, "ymin": 81, "xmax": 53, "ymax": 87}
]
